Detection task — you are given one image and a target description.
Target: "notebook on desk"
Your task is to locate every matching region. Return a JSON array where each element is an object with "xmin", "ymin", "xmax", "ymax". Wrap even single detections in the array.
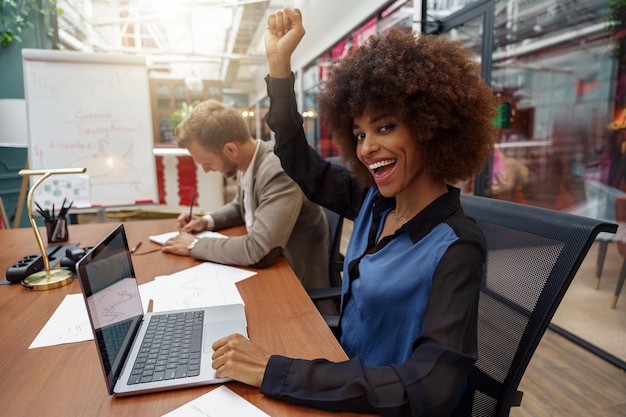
[
  {"xmin": 148, "ymin": 230, "xmax": 227, "ymax": 245},
  {"xmin": 76, "ymin": 224, "xmax": 247, "ymax": 397}
]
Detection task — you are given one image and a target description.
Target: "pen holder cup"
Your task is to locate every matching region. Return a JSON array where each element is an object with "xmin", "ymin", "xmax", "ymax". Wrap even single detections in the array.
[{"xmin": 45, "ymin": 217, "xmax": 69, "ymax": 244}]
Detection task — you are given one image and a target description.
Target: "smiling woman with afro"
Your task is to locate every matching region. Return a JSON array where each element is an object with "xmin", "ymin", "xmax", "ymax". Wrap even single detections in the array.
[
  {"xmin": 320, "ymin": 29, "xmax": 497, "ymax": 186},
  {"xmin": 211, "ymin": 8, "xmax": 500, "ymax": 417}
]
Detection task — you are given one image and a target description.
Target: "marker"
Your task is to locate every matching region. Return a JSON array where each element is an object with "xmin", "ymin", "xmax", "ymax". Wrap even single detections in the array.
[{"xmin": 131, "ymin": 241, "xmax": 142, "ymax": 253}]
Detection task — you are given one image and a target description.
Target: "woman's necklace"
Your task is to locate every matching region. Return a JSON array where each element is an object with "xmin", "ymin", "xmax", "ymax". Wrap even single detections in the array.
[{"xmin": 391, "ymin": 209, "xmax": 413, "ymax": 222}]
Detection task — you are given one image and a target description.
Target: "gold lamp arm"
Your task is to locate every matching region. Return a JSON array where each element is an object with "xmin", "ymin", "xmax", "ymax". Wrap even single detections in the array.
[{"xmin": 18, "ymin": 167, "xmax": 87, "ymax": 290}]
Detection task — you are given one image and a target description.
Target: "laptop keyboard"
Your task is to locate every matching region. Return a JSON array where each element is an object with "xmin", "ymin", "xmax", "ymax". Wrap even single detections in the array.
[{"xmin": 128, "ymin": 310, "xmax": 204, "ymax": 385}]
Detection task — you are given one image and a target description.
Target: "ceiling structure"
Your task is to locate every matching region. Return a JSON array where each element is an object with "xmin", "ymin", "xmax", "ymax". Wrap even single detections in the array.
[{"xmin": 56, "ymin": 0, "xmax": 291, "ymax": 96}]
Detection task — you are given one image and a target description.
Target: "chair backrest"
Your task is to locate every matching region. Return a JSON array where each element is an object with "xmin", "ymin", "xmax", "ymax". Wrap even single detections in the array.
[
  {"xmin": 615, "ymin": 196, "xmax": 626, "ymax": 258},
  {"xmin": 322, "ymin": 206, "xmax": 344, "ymax": 287},
  {"xmin": 458, "ymin": 194, "xmax": 616, "ymax": 417}
]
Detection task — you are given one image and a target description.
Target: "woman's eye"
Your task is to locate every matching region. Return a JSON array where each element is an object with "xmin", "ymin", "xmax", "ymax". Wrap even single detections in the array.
[
  {"xmin": 354, "ymin": 132, "xmax": 365, "ymax": 142},
  {"xmin": 379, "ymin": 123, "xmax": 395, "ymax": 133}
]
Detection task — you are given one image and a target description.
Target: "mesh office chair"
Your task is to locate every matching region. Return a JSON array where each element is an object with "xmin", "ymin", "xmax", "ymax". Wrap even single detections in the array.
[
  {"xmin": 457, "ymin": 194, "xmax": 616, "ymax": 416},
  {"xmin": 307, "ymin": 155, "xmax": 347, "ymax": 327},
  {"xmin": 321, "ymin": 207, "xmax": 344, "ymax": 289},
  {"xmin": 310, "ymin": 195, "xmax": 616, "ymax": 416},
  {"xmin": 308, "ymin": 207, "xmax": 344, "ymax": 328}
]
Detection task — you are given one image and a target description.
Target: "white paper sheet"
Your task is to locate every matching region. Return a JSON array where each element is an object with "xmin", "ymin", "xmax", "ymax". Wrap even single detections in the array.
[
  {"xmin": 162, "ymin": 385, "xmax": 270, "ymax": 417},
  {"xmin": 29, "ymin": 293, "xmax": 93, "ymax": 349},
  {"xmin": 149, "ymin": 230, "xmax": 227, "ymax": 245},
  {"xmin": 151, "ymin": 262, "xmax": 256, "ymax": 312}
]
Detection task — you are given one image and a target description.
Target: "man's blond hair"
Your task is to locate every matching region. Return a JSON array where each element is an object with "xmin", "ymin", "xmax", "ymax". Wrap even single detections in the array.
[{"xmin": 174, "ymin": 100, "xmax": 251, "ymax": 152}]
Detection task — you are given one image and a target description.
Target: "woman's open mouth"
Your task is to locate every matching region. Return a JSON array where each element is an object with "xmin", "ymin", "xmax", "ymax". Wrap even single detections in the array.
[{"xmin": 369, "ymin": 159, "xmax": 396, "ymax": 184}]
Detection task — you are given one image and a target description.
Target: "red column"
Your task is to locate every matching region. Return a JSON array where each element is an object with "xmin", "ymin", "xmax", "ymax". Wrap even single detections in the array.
[
  {"xmin": 177, "ymin": 155, "xmax": 198, "ymax": 206},
  {"xmin": 155, "ymin": 155, "xmax": 166, "ymax": 205}
]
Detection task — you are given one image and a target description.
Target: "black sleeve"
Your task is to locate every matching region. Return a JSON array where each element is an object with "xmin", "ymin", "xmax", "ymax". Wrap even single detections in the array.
[
  {"xmin": 264, "ymin": 74, "xmax": 366, "ymax": 221},
  {"xmin": 260, "ymin": 241, "xmax": 483, "ymax": 417}
]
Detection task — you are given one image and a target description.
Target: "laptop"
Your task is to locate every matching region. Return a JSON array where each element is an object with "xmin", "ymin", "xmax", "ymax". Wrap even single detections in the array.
[{"xmin": 76, "ymin": 224, "xmax": 248, "ymax": 396}]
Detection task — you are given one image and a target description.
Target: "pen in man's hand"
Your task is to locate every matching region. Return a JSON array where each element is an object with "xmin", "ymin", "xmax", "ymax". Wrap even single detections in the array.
[
  {"xmin": 131, "ymin": 241, "xmax": 142, "ymax": 253},
  {"xmin": 188, "ymin": 193, "xmax": 196, "ymax": 223}
]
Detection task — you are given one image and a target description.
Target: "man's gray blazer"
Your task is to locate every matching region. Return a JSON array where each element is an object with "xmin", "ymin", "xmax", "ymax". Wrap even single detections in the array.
[{"xmin": 190, "ymin": 140, "xmax": 331, "ymax": 291}]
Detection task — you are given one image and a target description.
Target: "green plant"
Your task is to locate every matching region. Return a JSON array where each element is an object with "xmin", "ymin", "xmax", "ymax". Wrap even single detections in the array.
[
  {"xmin": 609, "ymin": 0, "xmax": 626, "ymax": 32},
  {"xmin": 609, "ymin": 0, "xmax": 626, "ymax": 71},
  {"xmin": 0, "ymin": 0, "xmax": 60, "ymax": 48},
  {"xmin": 169, "ymin": 100, "xmax": 199, "ymax": 130}
]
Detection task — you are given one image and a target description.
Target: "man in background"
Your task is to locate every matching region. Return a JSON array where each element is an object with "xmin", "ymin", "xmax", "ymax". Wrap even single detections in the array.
[{"xmin": 162, "ymin": 100, "xmax": 331, "ymax": 299}]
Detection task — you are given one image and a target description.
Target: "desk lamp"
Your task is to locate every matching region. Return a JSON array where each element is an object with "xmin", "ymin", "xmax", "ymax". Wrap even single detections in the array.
[{"xmin": 18, "ymin": 167, "xmax": 87, "ymax": 290}]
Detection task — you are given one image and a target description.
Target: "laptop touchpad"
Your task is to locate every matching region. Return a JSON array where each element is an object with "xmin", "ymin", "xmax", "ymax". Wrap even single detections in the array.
[{"xmin": 203, "ymin": 320, "xmax": 246, "ymax": 353}]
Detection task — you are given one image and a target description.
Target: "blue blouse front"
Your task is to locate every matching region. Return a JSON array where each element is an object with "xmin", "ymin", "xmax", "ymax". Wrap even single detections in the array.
[{"xmin": 341, "ymin": 188, "xmax": 462, "ymax": 365}]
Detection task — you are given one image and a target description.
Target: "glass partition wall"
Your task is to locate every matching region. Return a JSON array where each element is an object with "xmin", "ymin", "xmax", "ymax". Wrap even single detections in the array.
[
  {"xmin": 427, "ymin": 0, "xmax": 612, "ymax": 207},
  {"xmin": 425, "ymin": 0, "xmax": 624, "ymax": 370}
]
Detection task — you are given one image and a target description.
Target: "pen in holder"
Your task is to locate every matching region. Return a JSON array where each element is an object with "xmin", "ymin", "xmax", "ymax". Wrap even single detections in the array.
[
  {"xmin": 39, "ymin": 197, "xmax": 73, "ymax": 244},
  {"xmin": 45, "ymin": 216, "xmax": 69, "ymax": 244}
]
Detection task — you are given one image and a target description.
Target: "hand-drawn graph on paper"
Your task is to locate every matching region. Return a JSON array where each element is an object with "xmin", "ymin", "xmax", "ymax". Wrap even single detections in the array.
[
  {"xmin": 152, "ymin": 263, "xmax": 256, "ymax": 312},
  {"xmin": 29, "ymin": 293, "xmax": 95, "ymax": 349}
]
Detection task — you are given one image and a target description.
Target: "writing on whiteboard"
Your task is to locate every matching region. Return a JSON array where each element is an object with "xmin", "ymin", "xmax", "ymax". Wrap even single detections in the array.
[{"xmin": 22, "ymin": 49, "xmax": 158, "ymax": 207}]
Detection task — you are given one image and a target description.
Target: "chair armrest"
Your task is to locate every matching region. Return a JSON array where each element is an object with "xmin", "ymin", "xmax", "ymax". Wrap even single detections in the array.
[
  {"xmin": 307, "ymin": 287, "xmax": 341, "ymax": 331},
  {"xmin": 322, "ymin": 314, "xmax": 339, "ymax": 329},
  {"xmin": 307, "ymin": 286, "xmax": 342, "ymax": 301}
]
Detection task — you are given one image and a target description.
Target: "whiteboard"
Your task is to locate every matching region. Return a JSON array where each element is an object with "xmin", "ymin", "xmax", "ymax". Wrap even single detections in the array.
[{"xmin": 22, "ymin": 48, "xmax": 157, "ymax": 208}]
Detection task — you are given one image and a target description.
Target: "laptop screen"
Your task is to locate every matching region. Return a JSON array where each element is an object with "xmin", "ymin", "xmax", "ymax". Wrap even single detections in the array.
[{"xmin": 76, "ymin": 224, "xmax": 144, "ymax": 394}]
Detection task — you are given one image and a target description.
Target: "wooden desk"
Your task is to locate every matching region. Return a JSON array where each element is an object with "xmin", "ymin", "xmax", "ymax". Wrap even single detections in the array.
[{"xmin": 0, "ymin": 219, "xmax": 364, "ymax": 417}]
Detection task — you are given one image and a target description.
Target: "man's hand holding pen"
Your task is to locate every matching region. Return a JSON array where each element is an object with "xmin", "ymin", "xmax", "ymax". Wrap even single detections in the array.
[
  {"xmin": 165, "ymin": 192, "xmax": 205, "ymax": 255},
  {"xmin": 175, "ymin": 192, "xmax": 206, "ymax": 233},
  {"xmin": 176, "ymin": 213, "xmax": 208, "ymax": 233}
]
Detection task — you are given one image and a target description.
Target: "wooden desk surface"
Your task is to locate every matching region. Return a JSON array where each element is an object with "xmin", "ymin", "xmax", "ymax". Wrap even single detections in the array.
[{"xmin": 0, "ymin": 219, "xmax": 365, "ymax": 417}]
